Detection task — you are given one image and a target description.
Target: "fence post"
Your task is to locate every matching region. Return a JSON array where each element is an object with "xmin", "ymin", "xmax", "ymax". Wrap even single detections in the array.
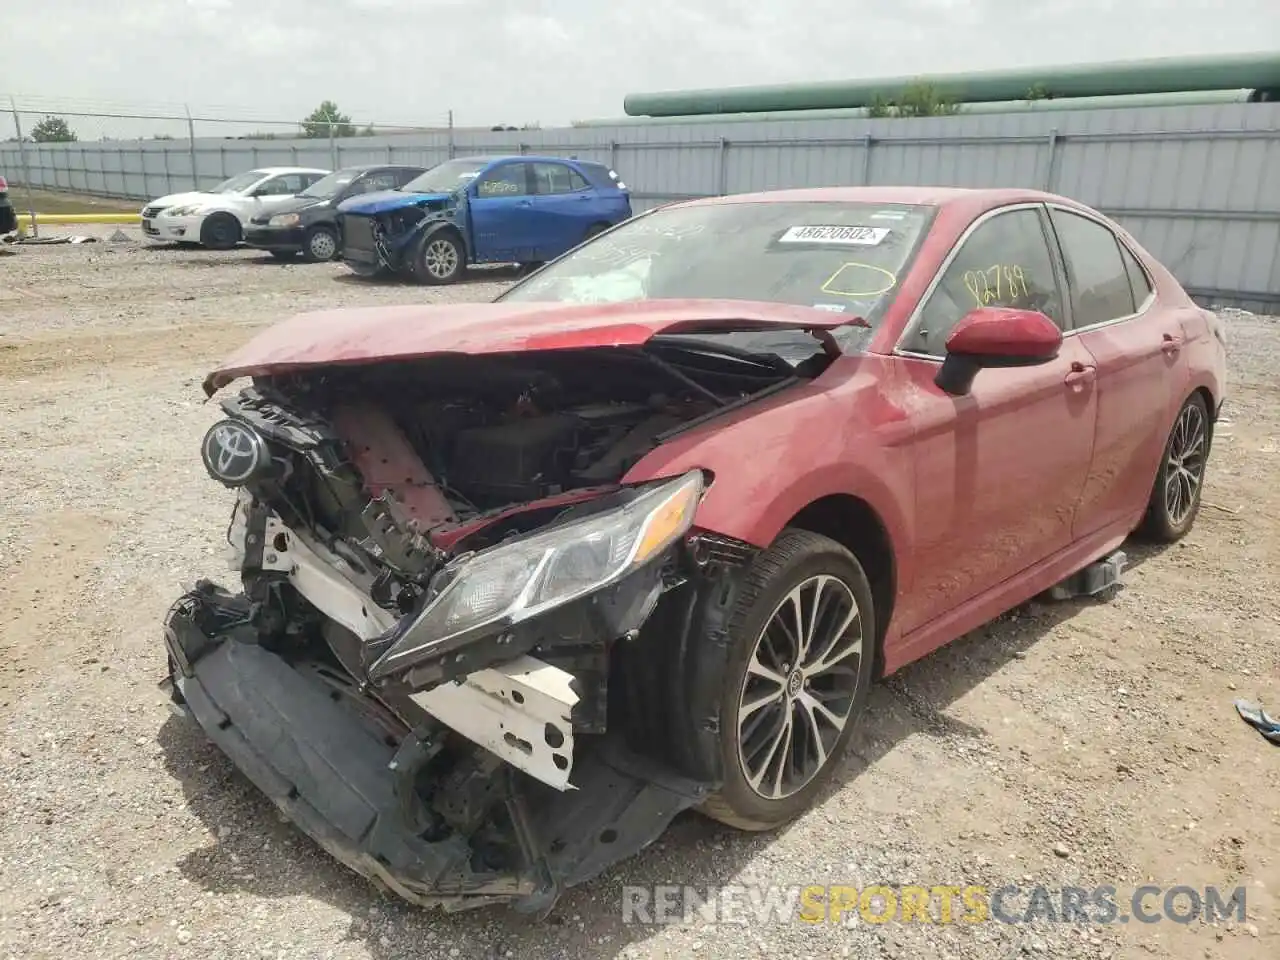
[
  {"xmin": 609, "ymin": 140, "xmax": 619, "ymax": 175},
  {"xmin": 328, "ymin": 122, "xmax": 338, "ymax": 170},
  {"xmin": 1043, "ymin": 129, "xmax": 1060, "ymax": 191},
  {"xmin": 717, "ymin": 138, "xmax": 730, "ymax": 195},
  {"xmin": 10, "ymin": 101, "xmax": 37, "ymax": 236},
  {"xmin": 860, "ymin": 133, "xmax": 874, "ymax": 186},
  {"xmin": 185, "ymin": 105, "xmax": 199, "ymax": 190},
  {"xmin": 448, "ymin": 109, "xmax": 455, "ymax": 159}
]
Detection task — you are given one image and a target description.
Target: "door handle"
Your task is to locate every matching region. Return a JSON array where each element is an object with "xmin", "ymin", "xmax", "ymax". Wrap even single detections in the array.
[
  {"xmin": 516, "ymin": 199, "xmax": 533, "ymax": 208},
  {"xmin": 1064, "ymin": 361, "xmax": 1096, "ymax": 389},
  {"xmin": 1161, "ymin": 332, "xmax": 1183, "ymax": 355}
]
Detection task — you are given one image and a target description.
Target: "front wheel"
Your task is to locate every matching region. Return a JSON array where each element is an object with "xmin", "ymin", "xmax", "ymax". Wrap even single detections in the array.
[
  {"xmin": 410, "ymin": 232, "xmax": 465, "ymax": 285},
  {"xmin": 699, "ymin": 529, "xmax": 875, "ymax": 831},
  {"xmin": 302, "ymin": 225, "xmax": 339, "ymax": 262},
  {"xmin": 199, "ymin": 212, "xmax": 241, "ymax": 250},
  {"xmin": 1135, "ymin": 392, "xmax": 1211, "ymax": 542}
]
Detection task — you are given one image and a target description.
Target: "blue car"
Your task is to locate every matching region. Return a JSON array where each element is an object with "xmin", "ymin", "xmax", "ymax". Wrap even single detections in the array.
[{"xmin": 335, "ymin": 155, "xmax": 632, "ymax": 284}]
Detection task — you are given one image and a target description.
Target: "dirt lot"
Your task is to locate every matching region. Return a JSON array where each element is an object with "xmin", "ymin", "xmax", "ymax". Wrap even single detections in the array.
[{"xmin": 1, "ymin": 226, "xmax": 1276, "ymax": 960}]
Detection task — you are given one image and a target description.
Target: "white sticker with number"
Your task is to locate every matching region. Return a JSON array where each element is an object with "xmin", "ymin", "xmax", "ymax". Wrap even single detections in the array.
[{"xmin": 778, "ymin": 225, "xmax": 891, "ymax": 246}]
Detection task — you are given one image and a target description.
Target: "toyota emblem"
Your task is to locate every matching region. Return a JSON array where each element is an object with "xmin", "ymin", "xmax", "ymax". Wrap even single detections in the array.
[{"xmin": 201, "ymin": 419, "xmax": 268, "ymax": 486}]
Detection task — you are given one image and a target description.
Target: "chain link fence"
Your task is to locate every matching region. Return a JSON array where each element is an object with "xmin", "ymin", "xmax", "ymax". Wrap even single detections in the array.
[{"xmin": 2, "ymin": 100, "xmax": 459, "ymax": 206}]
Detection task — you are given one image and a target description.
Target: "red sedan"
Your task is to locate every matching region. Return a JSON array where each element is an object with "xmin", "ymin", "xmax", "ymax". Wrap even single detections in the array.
[{"xmin": 169, "ymin": 186, "xmax": 1227, "ymax": 913}]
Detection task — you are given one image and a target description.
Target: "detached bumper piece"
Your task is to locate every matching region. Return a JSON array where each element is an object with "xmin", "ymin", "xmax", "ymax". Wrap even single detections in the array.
[{"xmin": 163, "ymin": 587, "xmax": 711, "ymax": 915}]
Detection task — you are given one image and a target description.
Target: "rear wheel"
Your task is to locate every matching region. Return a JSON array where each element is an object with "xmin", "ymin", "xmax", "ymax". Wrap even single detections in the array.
[
  {"xmin": 199, "ymin": 212, "xmax": 241, "ymax": 250},
  {"xmin": 1135, "ymin": 392, "xmax": 1211, "ymax": 542},
  {"xmin": 699, "ymin": 529, "xmax": 875, "ymax": 831},
  {"xmin": 303, "ymin": 225, "xmax": 338, "ymax": 262},
  {"xmin": 410, "ymin": 231, "xmax": 465, "ymax": 285}
]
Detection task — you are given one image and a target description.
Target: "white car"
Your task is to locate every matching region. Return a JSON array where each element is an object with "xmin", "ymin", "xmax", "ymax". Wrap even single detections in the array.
[{"xmin": 140, "ymin": 167, "xmax": 329, "ymax": 250}]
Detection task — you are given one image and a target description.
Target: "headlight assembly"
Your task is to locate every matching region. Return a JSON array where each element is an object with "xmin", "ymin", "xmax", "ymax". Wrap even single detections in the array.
[
  {"xmin": 370, "ymin": 470, "xmax": 704, "ymax": 678},
  {"xmin": 166, "ymin": 205, "xmax": 203, "ymax": 217},
  {"xmin": 269, "ymin": 212, "xmax": 300, "ymax": 227}
]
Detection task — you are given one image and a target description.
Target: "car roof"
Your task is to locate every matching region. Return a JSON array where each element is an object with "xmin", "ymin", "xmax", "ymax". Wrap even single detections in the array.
[
  {"xmin": 338, "ymin": 163, "xmax": 426, "ymax": 173},
  {"xmin": 450, "ymin": 154, "xmax": 592, "ymax": 166},
  {"xmin": 249, "ymin": 166, "xmax": 330, "ymax": 175},
  {"xmin": 675, "ymin": 185, "xmax": 1084, "ymax": 212}
]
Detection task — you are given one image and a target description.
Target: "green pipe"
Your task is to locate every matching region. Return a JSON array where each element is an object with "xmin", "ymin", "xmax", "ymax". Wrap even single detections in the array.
[
  {"xmin": 623, "ymin": 52, "xmax": 1280, "ymax": 117},
  {"xmin": 580, "ymin": 90, "xmax": 1254, "ymax": 127}
]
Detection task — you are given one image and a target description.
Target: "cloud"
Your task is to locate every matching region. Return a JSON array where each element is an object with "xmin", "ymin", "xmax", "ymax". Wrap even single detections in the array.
[{"xmin": 3, "ymin": 0, "xmax": 1277, "ymax": 135}]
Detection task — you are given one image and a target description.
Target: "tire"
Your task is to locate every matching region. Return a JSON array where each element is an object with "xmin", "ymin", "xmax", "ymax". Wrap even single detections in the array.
[
  {"xmin": 699, "ymin": 528, "xmax": 876, "ymax": 831},
  {"xmin": 583, "ymin": 222, "xmax": 610, "ymax": 242},
  {"xmin": 409, "ymin": 231, "xmax": 465, "ymax": 285},
  {"xmin": 199, "ymin": 212, "xmax": 241, "ymax": 250},
  {"xmin": 269, "ymin": 250, "xmax": 296, "ymax": 262},
  {"xmin": 1134, "ymin": 392, "xmax": 1211, "ymax": 543},
  {"xmin": 302, "ymin": 225, "xmax": 338, "ymax": 262}
]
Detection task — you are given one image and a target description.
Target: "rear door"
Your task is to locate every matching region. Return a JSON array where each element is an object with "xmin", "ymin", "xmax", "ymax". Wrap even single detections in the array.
[
  {"xmin": 468, "ymin": 161, "xmax": 539, "ymax": 263},
  {"xmin": 528, "ymin": 161, "xmax": 601, "ymax": 257},
  {"xmin": 1046, "ymin": 206, "xmax": 1186, "ymax": 538},
  {"xmin": 895, "ymin": 204, "xmax": 1100, "ymax": 635}
]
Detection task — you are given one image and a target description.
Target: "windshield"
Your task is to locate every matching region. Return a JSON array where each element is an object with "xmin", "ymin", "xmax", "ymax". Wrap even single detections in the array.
[
  {"xmin": 210, "ymin": 170, "xmax": 267, "ymax": 195},
  {"xmin": 400, "ymin": 159, "xmax": 488, "ymax": 194},
  {"xmin": 300, "ymin": 170, "xmax": 359, "ymax": 198},
  {"xmin": 498, "ymin": 200, "xmax": 933, "ymax": 357}
]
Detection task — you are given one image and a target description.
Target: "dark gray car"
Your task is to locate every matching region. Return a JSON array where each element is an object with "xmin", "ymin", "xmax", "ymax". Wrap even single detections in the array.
[{"xmin": 244, "ymin": 164, "xmax": 426, "ymax": 261}]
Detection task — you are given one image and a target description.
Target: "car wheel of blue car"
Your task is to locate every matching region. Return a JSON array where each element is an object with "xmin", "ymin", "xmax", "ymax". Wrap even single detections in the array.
[{"xmin": 411, "ymin": 232, "xmax": 464, "ymax": 285}]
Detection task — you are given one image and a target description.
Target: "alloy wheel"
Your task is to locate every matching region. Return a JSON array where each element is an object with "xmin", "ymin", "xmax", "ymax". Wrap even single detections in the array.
[
  {"xmin": 1164, "ymin": 401, "xmax": 1207, "ymax": 526},
  {"xmin": 736, "ymin": 574, "xmax": 863, "ymax": 800},
  {"xmin": 424, "ymin": 238, "xmax": 459, "ymax": 279},
  {"xmin": 309, "ymin": 231, "xmax": 336, "ymax": 260}
]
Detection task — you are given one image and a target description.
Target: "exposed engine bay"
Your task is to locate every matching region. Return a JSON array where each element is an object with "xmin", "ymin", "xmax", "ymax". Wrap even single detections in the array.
[{"xmin": 164, "ymin": 338, "xmax": 819, "ymax": 913}]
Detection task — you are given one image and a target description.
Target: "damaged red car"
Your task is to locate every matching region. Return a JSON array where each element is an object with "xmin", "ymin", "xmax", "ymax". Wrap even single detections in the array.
[{"xmin": 165, "ymin": 186, "xmax": 1227, "ymax": 915}]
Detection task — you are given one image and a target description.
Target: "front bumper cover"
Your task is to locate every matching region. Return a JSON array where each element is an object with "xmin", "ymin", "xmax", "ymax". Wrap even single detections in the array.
[
  {"xmin": 162, "ymin": 585, "xmax": 712, "ymax": 915},
  {"xmin": 244, "ymin": 225, "xmax": 306, "ymax": 250}
]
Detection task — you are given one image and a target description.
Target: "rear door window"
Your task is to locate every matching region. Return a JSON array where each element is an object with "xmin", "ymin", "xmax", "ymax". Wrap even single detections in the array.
[
  {"xmin": 902, "ymin": 207, "xmax": 1064, "ymax": 356},
  {"xmin": 1118, "ymin": 240, "xmax": 1154, "ymax": 311},
  {"xmin": 531, "ymin": 162, "xmax": 590, "ymax": 195},
  {"xmin": 1049, "ymin": 209, "xmax": 1137, "ymax": 328}
]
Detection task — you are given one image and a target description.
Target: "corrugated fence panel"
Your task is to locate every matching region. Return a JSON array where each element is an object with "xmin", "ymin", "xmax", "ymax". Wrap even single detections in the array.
[{"xmin": 2, "ymin": 103, "xmax": 1278, "ymax": 306}]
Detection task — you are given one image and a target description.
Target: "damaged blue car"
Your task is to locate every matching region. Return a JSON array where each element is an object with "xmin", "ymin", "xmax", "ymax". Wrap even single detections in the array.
[{"xmin": 335, "ymin": 155, "xmax": 632, "ymax": 284}]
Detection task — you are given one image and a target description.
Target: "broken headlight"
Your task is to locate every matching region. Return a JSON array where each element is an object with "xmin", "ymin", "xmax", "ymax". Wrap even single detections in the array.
[{"xmin": 370, "ymin": 470, "xmax": 704, "ymax": 677}]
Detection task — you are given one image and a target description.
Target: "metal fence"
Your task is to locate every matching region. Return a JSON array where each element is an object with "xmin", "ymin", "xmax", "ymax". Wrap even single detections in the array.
[{"xmin": 3, "ymin": 102, "xmax": 1279, "ymax": 311}]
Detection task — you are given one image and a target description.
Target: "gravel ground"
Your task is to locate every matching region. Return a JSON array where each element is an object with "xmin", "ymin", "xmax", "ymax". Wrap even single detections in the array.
[{"xmin": 1, "ymin": 227, "xmax": 1277, "ymax": 960}]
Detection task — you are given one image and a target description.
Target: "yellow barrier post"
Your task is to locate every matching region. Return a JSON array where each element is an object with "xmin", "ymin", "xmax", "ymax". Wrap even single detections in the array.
[{"xmin": 16, "ymin": 213, "xmax": 141, "ymax": 226}]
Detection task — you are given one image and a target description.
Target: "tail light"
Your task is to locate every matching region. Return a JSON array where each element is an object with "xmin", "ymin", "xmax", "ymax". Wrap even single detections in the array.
[{"xmin": 0, "ymin": 175, "xmax": 8, "ymax": 192}]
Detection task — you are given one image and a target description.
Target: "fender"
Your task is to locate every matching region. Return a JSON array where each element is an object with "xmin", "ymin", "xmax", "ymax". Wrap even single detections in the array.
[
  {"xmin": 620, "ymin": 374, "xmax": 917, "ymax": 602},
  {"xmin": 401, "ymin": 194, "xmax": 473, "ymax": 262}
]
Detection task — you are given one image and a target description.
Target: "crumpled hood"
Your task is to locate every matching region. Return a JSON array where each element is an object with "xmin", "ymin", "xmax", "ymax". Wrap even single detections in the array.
[
  {"xmin": 203, "ymin": 298, "xmax": 863, "ymax": 395},
  {"xmin": 337, "ymin": 190, "xmax": 450, "ymax": 216}
]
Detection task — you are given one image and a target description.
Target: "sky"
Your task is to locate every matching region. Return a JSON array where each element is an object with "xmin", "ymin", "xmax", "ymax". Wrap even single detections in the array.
[{"xmin": 2, "ymin": 0, "xmax": 1279, "ymax": 139}]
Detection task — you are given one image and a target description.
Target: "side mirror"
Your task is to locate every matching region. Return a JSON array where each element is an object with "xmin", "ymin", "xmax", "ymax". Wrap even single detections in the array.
[{"xmin": 934, "ymin": 307, "xmax": 1062, "ymax": 396}]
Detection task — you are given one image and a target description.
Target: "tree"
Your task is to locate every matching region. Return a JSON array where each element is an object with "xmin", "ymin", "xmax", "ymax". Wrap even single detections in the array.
[
  {"xmin": 301, "ymin": 101, "xmax": 356, "ymax": 138},
  {"xmin": 31, "ymin": 116, "xmax": 77, "ymax": 142},
  {"xmin": 865, "ymin": 83, "xmax": 960, "ymax": 119}
]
